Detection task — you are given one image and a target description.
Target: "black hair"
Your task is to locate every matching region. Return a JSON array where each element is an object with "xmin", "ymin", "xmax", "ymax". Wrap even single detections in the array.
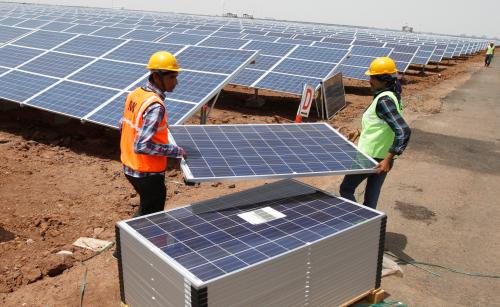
[{"xmin": 373, "ymin": 74, "xmax": 402, "ymax": 101}]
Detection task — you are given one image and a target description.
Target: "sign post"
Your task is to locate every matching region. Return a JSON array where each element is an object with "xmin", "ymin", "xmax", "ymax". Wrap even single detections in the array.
[{"xmin": 295, "ymin": 83, "xmax": 315, "ymax": 123}]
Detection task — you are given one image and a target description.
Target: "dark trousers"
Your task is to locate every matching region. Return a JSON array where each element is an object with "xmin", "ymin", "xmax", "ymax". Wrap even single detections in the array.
[
  {"xmin": 339, "ymin": 159, "xmax": 393, "ymax": 209},
  {"xmin": 125, "ymin": 174, "xmax": 166, "ymax": 217},
  {"xmin": 485, "ymin": 54, "xmax": 493, "ymax": 66}
]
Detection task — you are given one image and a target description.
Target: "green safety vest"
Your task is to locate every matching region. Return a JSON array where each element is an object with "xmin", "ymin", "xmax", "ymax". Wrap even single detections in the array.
[
  {"xmin": 487, "ymin": 46, "xmax": 495, "ymax": 55},
  {"xmin": 358, "ymin": 91, "xmax": 403, "ymax": 159}
]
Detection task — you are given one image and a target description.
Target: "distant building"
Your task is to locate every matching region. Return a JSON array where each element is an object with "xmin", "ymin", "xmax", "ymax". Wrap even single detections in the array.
[
  {"xmin": 242, "ymin": 13, "xmax": 254, "ymax": 19},
  {"xmin": 402, "ymin": 25, "xmax": 413, "ymax": 33},
  {"xmin": 222, "ymin": 12, "xmax": 238, "ymax": 18}
]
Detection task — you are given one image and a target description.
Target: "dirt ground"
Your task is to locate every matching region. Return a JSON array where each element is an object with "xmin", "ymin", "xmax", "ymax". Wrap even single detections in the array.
[{"xmin": 0, "ymin": 53, "xmax": 490, "ymax": 306}]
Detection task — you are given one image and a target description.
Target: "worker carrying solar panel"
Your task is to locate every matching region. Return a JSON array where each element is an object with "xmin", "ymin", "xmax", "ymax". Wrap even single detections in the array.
[
  {"xmin": 120, "ymin": 51, "xmax": 187, "ymax": 219},
  {"xmin": 485, "ymin": 42, "xmax": 495, "ymax": 67},
  {"xmin": 339, "ymin": 57, "xmax": 411, "ymax": 209}
]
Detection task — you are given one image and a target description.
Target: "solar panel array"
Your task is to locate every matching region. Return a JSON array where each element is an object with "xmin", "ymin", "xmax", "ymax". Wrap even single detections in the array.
[
  {"xmin": 0, "ymin": 2, "xmax": 489, "ymax": 126},
  {"xmin": 121, "ymin": 179, "xmax": 384, "ymax": 284}
]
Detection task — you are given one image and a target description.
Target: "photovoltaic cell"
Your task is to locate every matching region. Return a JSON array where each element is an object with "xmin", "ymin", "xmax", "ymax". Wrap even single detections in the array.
[
  {"xmin": 158, "ymin": 33, "xmax": 206, "ymax": 45},
  {"xmin": 13, "ymin": 30, "xmax": 76, "ymax": 49},
  {"xmin": 69, "ymin": 59, "xmax": 146, "ymax": 89},
  {"xmin": 0, "ymin": 71, "xmax": 58, "ymax": 102},
  {"xmin": 350, "ymin": 45, "xmax": 392, "ymax": 57},
  {"xmin": 312, "ymin": 41, "xmax": 351, "ymax": 50},
  {"xmin": 18, "ymin": 51, "xmax": 93, "ymax": 78},
  {"xmin": 26, "ymin": 81, "xmax": 119, "ymax": 118},
  {"xmin": 171, "ymin": 123, "xmax": 376, "ymax": 182},
  {"xmin": 333, "ymin": 65, "xmax": 369, "ymax": 81},
  {"xmin": 176, "ymin": 46, "xmax": 256, "ymax": 74},
  {"xmin": 165, "ymin": 100, "xmax": 199, "ymax": 125},
  {"xmin": 0, "ymin": 25, "xmax": 31, "ymax": 43},
  {"xmin": 91, "ymin": 26, "xmax": 132, "ymax": 38},
  {"xmin": 243, "ymin": 40, "xmax": 295, "ymax": 57},
  {"xmin": 255, "ymin": 72, "xmax": 321, "ymax": 95},
  {"xmin": 273, "ymin": 58, "xmax": 335, "ymax": 78},
  {"xmin": 40, "ymin": 21, "xmax": 74, "ymax": 31},
  {"xmin": 63, "ymin": 24, "xmax": 102, "ymax": 34},
  {"xmin": 85, "ymin": 92, "xmax": 128, "ymax": 128},
  {"xmin": 168, "ymin": 71, "xmax": 228, "ymax": 102},
  {"xmin": 288, "ymin": 46, "xmax": 348, "ymax": 63},
  {"xmin": 249, "ymin": 55, "xmax": 281, "ymax": 70},
  {"xmin": 55, "ymin": 35, "xmax": 125, "ymax": 57},
  {"xmin": 341, "ymin": 55, "xmax": 374, "ymax": 67},
  {"xmin": 121, "ymin": 29, "xmax": 166, "ymax": 41},
  {"xmin": 242, "ymin": 34, "xmax": 277, "ymax": 42},
  {"xmin": 230, "ymin": 68, "xmax": 265, "ymax": 86},
  {"xmin": 0, "ymin": 45, "xmax": 44, "ymax": 68},
  {"xmin": 105, "ymin": 40, "xmax": 184, "ymax": 64},
  {"xmin": 14, "ymin": 19, "xmax": 49, "ymax": 28},
  {"xmin": 198, "ymin": 36, "xmax": 249, "ymax": 49}
]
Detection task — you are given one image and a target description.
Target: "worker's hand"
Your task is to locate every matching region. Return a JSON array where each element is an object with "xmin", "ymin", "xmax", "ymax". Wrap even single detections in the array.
[
  {"xmin": 375, "ymin": 158, "xmax": 392, "ymax": 174},
  {"xmin": 177, "ymin": 146, "xmax": 187, "ymax": 160}
]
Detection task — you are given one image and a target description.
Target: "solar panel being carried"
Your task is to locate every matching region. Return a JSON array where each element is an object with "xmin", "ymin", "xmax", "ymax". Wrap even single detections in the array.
[{"xmin": 170, "ymin": 123, "xmax": 377, "ymax": 183}]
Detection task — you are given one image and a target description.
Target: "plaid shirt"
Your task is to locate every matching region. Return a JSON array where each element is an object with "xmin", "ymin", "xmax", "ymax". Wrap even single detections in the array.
[
  {"xmin": 374, "ymin": 89, "xmax": 411, "ymax": 155},
  {"xmin": 123, "ymin": 81, "xmax": 185, "ymax": 178}
]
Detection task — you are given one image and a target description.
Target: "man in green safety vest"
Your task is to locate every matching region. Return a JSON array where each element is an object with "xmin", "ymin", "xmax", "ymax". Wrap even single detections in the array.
[
  {"xmin": 485, "ymin": 42, "xmax": 495, "ymax": 67},
  {"xmin": 339, "ymin": 57, "xmax": 411, "ymax": 209}
]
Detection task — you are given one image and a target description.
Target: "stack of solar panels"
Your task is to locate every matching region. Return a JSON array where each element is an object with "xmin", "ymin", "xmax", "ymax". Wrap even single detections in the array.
[{"xmin": 116, "ymin": 180, "xmax": 386, "ymax": 306}]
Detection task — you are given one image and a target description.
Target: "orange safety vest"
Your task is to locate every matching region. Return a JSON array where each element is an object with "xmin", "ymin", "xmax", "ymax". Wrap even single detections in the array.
[{"xmin": 120, "ymin": 87, "xmax": 169, "ymax": 173}]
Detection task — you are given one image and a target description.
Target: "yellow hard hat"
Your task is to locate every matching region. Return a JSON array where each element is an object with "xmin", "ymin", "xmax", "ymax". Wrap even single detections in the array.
[
  {"xmin": 147, "ymin": 51, "xmax": 181, "ymax": 72},
  {"xmin": 365, "ymin": 57, "xmax": 397, "ymax": 76}
]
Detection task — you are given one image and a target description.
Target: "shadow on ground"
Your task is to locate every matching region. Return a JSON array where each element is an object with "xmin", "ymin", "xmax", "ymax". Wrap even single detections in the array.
[{"xmin": 408, "ymin": 128, "xmax": 500, "ymax": 175}]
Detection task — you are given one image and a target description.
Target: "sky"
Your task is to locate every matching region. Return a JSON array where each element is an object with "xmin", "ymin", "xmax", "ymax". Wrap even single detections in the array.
[{"xmin": 11, "ymin": 0, "xmax": 499, "ymax": 39}]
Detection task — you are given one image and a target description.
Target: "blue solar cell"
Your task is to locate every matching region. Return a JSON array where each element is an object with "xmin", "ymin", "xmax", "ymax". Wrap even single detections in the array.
[
  {"xmin": 334, "ymin": 65, "xmax": 369, "ymax": 81},
  {"xmin": 322, "ymin": 37, "xmax": 354, "ymax": 45},
  {"xmin": 40, "ymin": 21, "xmax": 74, "ymax": 31},
  {"xmin": 121, "ymin": 29, "xmax": 166, "ymax": 41},
  {"xmin": 341, "ymin": 55, "xmax": 374, "ymax": 67},
  {"xmin": 158, "ymin": 33, "xmax": 205, "ymax": 45},
  {"xmin": 198, "ymin": 36, "xmax": 249, "ymax": 49},
  {"xmin": 255, "ymin": 72, "xmax": 321, "ymax": 95},
  {"xmin": 85, "ymin": 92, "xmax": 127, "ymax": 128},
  {"xmin": 105, "ymin": 40, "xmax": 183, "ymax": 64},
  {"xmin": 211, "ymin": 31, "xmax": 246, "ymax": 39},
  {"xmin": 352, "ymin": 39, "xmax": 385, "ymax": 47},
  {"xmin": 0, "ymin": 25, "xmax": 31, "ymax": 43},
  {"xmin": 18, "ymin": 51, "xmax": 93, "ymax": 78},
  {"xmin": 350, "ymin": 45, "xmax": 392, "ymax": 57},
  {"xmin": 165, "ymin": 100, "xmax": 199, "ymax": 125},
  {"xmin": 70, "ymin": 59, "xmax": 145, "ymax": 89},
  {"xmin": 0, "ymin": 17, "xmax": 26, "ymax": 26},
  {"xmin": 15, "ymin": 19, "xmax": 49, "ymax": 28},
  {"xmin": 288, "ymin": 46, "xmax": 348, "ymax": 63},
  {"xmin": 176, "ymin": 46, "xmax": 256, "ymax": 74},
  {"xmin": 26, "ymin": 81, "xmax": 119, "ymax": 118},
  {"xmin": 243, "ymin": 55, "xmax": 278, "ymax": 71},
  {"xmin": 231, "ymin": 69, "xmax": 265, "ymax": 86},
  {"xmin": 293, "ymin": 34, "xmax": 323, "ymax": 41},
  {"xmin": 243, "ymin": 40, "xmax": 295, "ymax": 57},
  {"xmin": 312, "ymin": 41, "xmax": 351, "ymax": 50},
  {"xmin": 121, "ymin": 180, "xmax": 383, "ymax": 282},
  {"xmin": 171, "ymin": 123, "xmax": 376, "ymax": 181},
  {"xmin": 63, "ymin": 24, "xmax": 102, "ymax": 34},
  {"xmin": 13, "ymin": 30, "xmax": 75, "ymax": 49},
  {"xmin": 55, "ymin": 35, "xmax": 125, "ymax": 57},
  {"xmin": 274, "ymin": 58, "xmax": 335, "ymax": 78},
  {"xmin": 91, "ymin": 26, "xmax": 132, "ymax": 38},
  {"xmin": 0, "ymin": 71, "xmax": 58, "ymax": 102},
  {"xmin": 0, "ymin": 45, "xmax": 44, "ymax": 68},
  {"xmin": 242, "ymin": 34, "xmax": 277, "ymax": 42},
  {"xmin": 385, "ymin": 44, "xmax": 419, "ymax": 54},
  {"xmin": 275, "ymin": 38, "xmax": 312, "ymax": 46}
]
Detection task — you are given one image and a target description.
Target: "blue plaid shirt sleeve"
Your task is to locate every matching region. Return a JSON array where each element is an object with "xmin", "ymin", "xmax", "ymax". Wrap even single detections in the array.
[
  {"xmin": 375, "ymin": 96, "xmax": 411, "ymax": 155},
  {"xmin": 133, "ymin": 103, "xmax": 185, "ymax": 158}
]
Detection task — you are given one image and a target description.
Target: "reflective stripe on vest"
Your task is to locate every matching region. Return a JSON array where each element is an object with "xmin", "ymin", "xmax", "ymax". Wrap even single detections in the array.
[
  {"xmin": 487, "ymin": 46, "xmax": 495, "ymax": 55},
  {"xmin": 120, "ymin": 87, "xmax": 169, "ymax": 173},
  {"xmin": 357, "ymin": 91, "xmax": 402, "ymax": 159}
]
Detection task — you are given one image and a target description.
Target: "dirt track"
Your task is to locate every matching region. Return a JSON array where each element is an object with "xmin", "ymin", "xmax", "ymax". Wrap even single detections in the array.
[{"xmin": 1, "ymin": 53, "xmax": 496, "ymax": 306}]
